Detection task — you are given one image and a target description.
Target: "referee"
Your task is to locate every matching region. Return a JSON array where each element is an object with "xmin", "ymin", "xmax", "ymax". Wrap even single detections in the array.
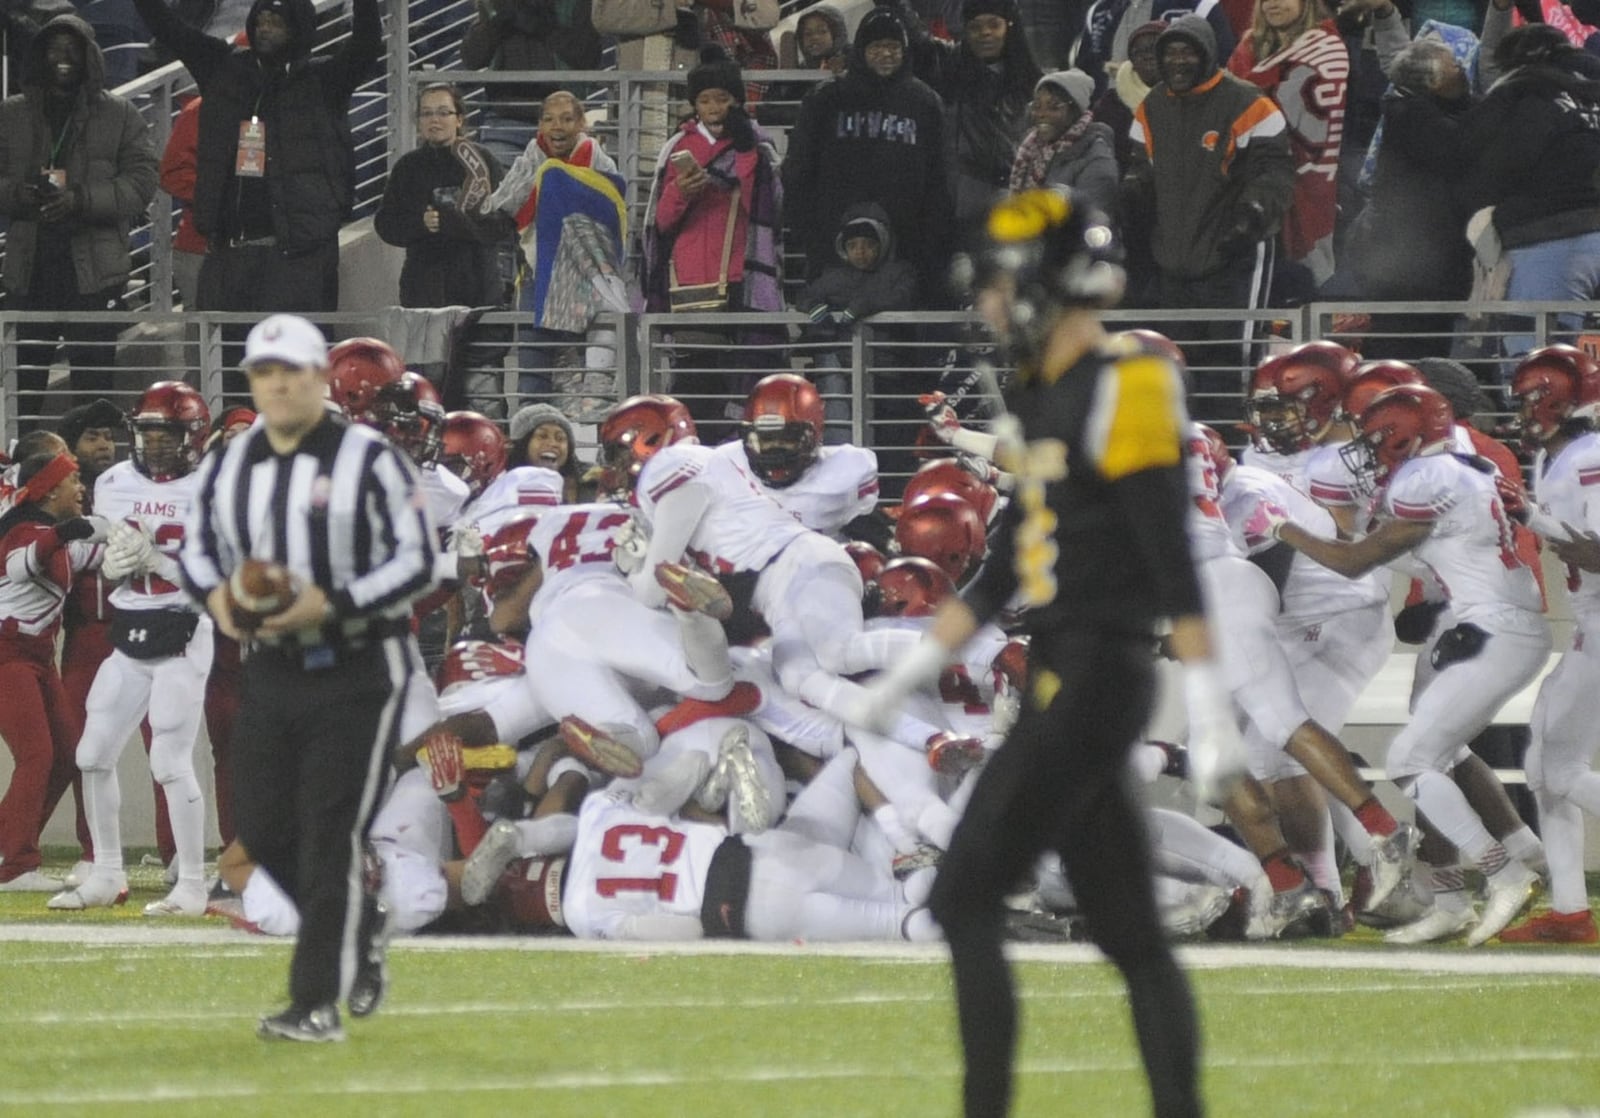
[
  {"xmin": 851, "ymin": 191, "xmax": 1246, "ymax": 1117},
  {"xmin": 180, "ymin": 314, "xmax": 437, "ymax": 1042}
]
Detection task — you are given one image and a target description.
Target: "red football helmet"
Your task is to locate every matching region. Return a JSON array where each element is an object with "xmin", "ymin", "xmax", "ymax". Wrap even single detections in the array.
[
  {"xmin": 1195, "ymin": 423, "xmax": 1234, "ymax": 483},
  {"xmin": 1110, "ymin": 328, "xmax": 1187, "ymax": 371},
  {"xmin": 371, "ymin": 373, "xmax": 445, "ymax": 465},
  {"xmin": 481, "ymin": 513, "xmax": 540, "ymax": 597},
  {"xmin": 1246, "ymin": 342, "xmax": 1358, "ymax": 453},
  {"xmin": 871, "ymin": 556, "xmax": 956, "ymax": 618},
  {"xmin": 844, "ymin": 540, "xmax": 887, "ymax": 585},
  {"xmin": 435, "ymin": 638, "xmax": 526, "ymax": 693},
  {"xmin": 327, "ymin": 337, "xmax": 405, "ymax": 425},
  {"xmin": 597, "ymin": 395, "xmax": 698, "ymax": 496},
  {"xmin": 1341, "ymin": 360, "xmax": 1424, "ymax": 424},
  {"xmin": 1510, "ymin": 345, "xmax": 1600, "ymax": 449},
  {"xmin": 894, "ymin": 492, "xmax": 987, "ymax": 583},
  {"xmin": 129, "ymin": 381, "xmax": 211, "ymax": 481},
  {"xmin": 901, "ymin": 457, "xmax": 999, "ymax": 524},
  {"xmin": 1342, "ymin": 384, "xmax": 1456, "ymax": 487},
  {"xmin": 741, "ymin": 373, "xmax": 825, "ymax": 488},
  {"xmin": 440, "ymin": 411, "xmax": 508, "ymax": 501}
]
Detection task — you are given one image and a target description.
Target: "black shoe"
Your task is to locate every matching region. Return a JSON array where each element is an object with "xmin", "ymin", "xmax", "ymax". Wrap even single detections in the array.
[
  {"xmin": 347, "ymin": 892, "xmax": 390, "ymax": 1019},
  {"xmin": 258, "ymin": 1004, "xmax": 345, "ymax": 1042},
  {"xmin": 1003, "ymin": 908, "xmax": 1084, "ymax": 943}
]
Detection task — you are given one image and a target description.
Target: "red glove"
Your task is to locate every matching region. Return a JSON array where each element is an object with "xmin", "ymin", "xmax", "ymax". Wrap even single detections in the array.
[
  {"xmin": 919, "ymin": 391, "xmax": 962, "ymax": 445},
  {"xmin": 1495, "ymin": 473, "xmax": 1529, "ymax": 524},
  {"xmin": 423, "ymin": 731, "xmax": 466, "ymax": 802}
]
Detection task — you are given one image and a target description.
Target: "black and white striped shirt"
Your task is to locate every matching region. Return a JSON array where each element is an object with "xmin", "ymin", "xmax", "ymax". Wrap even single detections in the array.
[{"xmin": 179, "ymin": 414, "xmax": 438, "ymax": 626}]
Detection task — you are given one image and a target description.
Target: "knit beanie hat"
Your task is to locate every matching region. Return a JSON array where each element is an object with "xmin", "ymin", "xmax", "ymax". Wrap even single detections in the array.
[
  {"xmin": 57, "ymin": 398, "xmax": 124, "ymax": 451},
  {"xmin": 855, "ymin": 7, "xmax": 908, "ymax": 52},
  {"xmin": 1128, "ymin": 19, "xmax": 1167, "ymax": 52},
  {"xmin": 687, "ymin": 44, "xmax": 744, "ymax": 104},
  {"xmin": 1416, "ymin": 357, "xmax": 1493, "ymax": 420},
  {"xmin": 961, "ymin": 0, "xmax": 1017, "ymax": 23},
  {"xmin": 510, "ymin": 402, "xmax": 576, "ymax": 450},
  {"xmin": 1036, "ymin": 69, "xmax": 1094, "ymax": 112}
]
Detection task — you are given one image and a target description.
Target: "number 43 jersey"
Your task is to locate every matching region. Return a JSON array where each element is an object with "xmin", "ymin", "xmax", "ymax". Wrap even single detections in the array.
[
  {"xmin": 524, "ymin": 501, "xmax": 633, "ymax": 620},
  {"xmin": 561, "ymin": 789, "xmax": 726, "ymax": 940}
]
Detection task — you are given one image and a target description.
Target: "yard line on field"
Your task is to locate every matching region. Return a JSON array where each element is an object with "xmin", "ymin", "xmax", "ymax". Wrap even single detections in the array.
[
  {"xmin": 3, "ymin": 924, "xmax": 1598, "ymax": 978},
  {"xmin": 6, "ymin": 1046, "xmax": 1600, "ymax": 1107},
  {"xmin": 11, "ymin": 947, "xmax": 272, "ymax": 965}
]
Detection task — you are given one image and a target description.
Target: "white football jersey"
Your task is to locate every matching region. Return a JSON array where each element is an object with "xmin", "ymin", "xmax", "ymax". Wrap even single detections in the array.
[
  {"xmin": 1222, "ymin": 463, "xmax": 1388, "ymax": 620},
  {"xmin": 1533, "ymin": 432, "xmax": 1600, "ymax": 621},
  {"xmin": 1185, "ymin": 424, "xmax": 1245, "ymax": 562},
  {"xmin": 466, "ymin": 466, "xmax": 564, "ymax": 538},
  {"xmin": 95, "ymin": 460, "xmax": 201, "ymax": 612},
  {"xmin": 419, "ymin": 466, "xmax": 470, "ymax": 530},
  {"xmin": 635, "ymin": 443, "xmax": 806, "ymax": 574},
  {"xmin": 1240, "ymin": 443, "xmax": 1313, "ymax": 488},
  {"xmin": 561, "ymin": 789, "xmax": 726, "ymax": 940},
  {"xmin": 1302, "ymin": 441, "xmax": 1366, "ymax": 511},
  {"xmin": 525, "ymin": 501, "xmax": 632, "ymax": 608},
  {"xmin": 1382, "ymin": 453, "xmax": 1544, "ymax": 629},
  {"xmin": 713, "ymin": 441, "xmax": 880, "ymax": 539}
]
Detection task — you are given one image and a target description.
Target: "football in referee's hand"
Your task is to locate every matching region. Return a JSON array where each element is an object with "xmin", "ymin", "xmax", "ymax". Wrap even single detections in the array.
[{"xmin": 227, "ymin": 559, "xmax": 299, "ymax": 629}]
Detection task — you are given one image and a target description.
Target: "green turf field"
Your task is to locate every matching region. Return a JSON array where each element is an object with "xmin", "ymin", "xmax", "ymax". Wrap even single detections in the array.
[{"xmin": 3, "ymin": 857, "xmax": 1598, "ymax": 1117}]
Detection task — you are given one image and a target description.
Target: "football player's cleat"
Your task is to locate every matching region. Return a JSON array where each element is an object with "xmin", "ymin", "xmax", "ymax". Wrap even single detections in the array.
[
  {"xmin": 204, "ymin": 892, "xmax": 265, "ymax": 935},
  {"xmin": 892, "ymin": 842, "xmax": 944, "ymax": 882},
  {"xmin": 1247, "ymin": 878, "xmax": 1335, "ymax": 940},
  {"xmin": 347, "ymin": 890, "xmax": 391, "ymax": 1019},
  {"xmin": 62, "ymin": 859, "xmax": 95, "ymax": 889},
  {"xmin": 717, "ymin": 724, "xmax": 775, "ymax": 834},
  {"xmin": 1160, "ymin": 884, "xmax": 1234, "ymax": 940},
  {"xmin": 258, "ymin": 1004, "xmax": 345, "ymax": 1043},
  {"xmin": 926, "ymin": 732, "xmax": 986, "ymax": 777},
  {"xmin": 1496, "ymin": 908, "xmax": 1599, "ymax": 944},
  {"xmin": 47, "ymin": 870, "xmax": 129, "ymax": 910},
  {"xmin": 1363, "ymin": 822, "xmax": 1420, "ymax": 915},
  {"xmin": 143, "ymin": 883, "xmax": 207, "ymax": 918},
  {"xmin": 1384, "ymin": 902, "xmax": 1476, "ymax": 945},
  {"xmin": 0, "ymin": 870, "xmax": 64, "ymax": 892},
  {"xmin": 655, "ymin": 562, "xmax": 733, "ymax": 620},
  {"xmin": 1465, "ymin": 861, "xmax": 1540, "ymax": 947},
  {"xmin": 558, "ymin": 715, "xmax": 645, "ymax": 779},
  {"xmin": 461, "ymin": 819, "xmax": 523, "ymax": 907}
]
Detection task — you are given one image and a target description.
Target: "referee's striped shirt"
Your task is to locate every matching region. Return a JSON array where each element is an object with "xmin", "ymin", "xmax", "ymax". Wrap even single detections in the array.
[{"xmin": 179, "ymin": 414, "xmax": 438, "ymax": 626}]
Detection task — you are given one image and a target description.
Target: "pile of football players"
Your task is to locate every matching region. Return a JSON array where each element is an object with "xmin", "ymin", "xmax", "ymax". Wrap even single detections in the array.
[{"xmin": 30, "ymin": 331, "xmax": 1600, "ymax": 948}]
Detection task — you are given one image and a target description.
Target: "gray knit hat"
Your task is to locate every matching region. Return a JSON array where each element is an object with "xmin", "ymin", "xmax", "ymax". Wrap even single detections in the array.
[
  {"xmin": 1416, "ymin": 357, "xmax": 1493, "ymax": 420},
  {"xmin": 1036, "ymin": 69, "xmax": 1095, "ymax": 113},
  {"xmin": 510, "ymin": 402, "xmax": 575, "ymax": 448}
]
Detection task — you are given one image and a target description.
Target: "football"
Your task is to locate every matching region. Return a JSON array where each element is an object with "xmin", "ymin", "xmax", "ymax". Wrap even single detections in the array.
[{"xmin": 227, "ymin": 559, "xmax": 300, "ymax": 629}]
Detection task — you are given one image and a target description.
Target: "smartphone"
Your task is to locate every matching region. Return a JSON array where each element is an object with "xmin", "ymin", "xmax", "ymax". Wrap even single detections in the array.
[{"xmin": 670, "ymin": 150, "xmax": 698, "ymax": 175}]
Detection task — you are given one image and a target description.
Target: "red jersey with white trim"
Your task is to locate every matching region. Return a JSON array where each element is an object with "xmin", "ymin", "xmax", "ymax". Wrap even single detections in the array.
[
  {"xmin": 1381, "ymin": 453, "xmax": 1543, "ymax": 629},
  {"xmin": 1533, "ymin": 432, "xmax": 1600, "ymax": 621},
  {"xmin": 464, "ymin": 466, "xmax": 563, "ymax": 538},
  {"xmin": 562, "ymin": 788, "xmax": 724, "ymax": 940},
  {"xmin": 635, "ymin": 443, "xmax": 805, "ymax": 574},
  {"xmin": 525, "ymin": 501, "xmax": 633, "ymax": 612},
  {"xmin": 1185, "ymin": 424, "xmax": 1244, "ymax": 561},
  {"xmin": 94, "ymin": 460, "xmax": 201, "ymax": 613},
  {"xmin": 419, "ymin": 467, "xmax": 469, "ymax": 531},
  {"xmin": 713, "ymin": 441, "xmax": 880, "ymax": 539},
  {"xmin": 0, "ymin": 517, "xmax": 104, "ymax": 655},
  {"xmin": 1222, "ymin": 462, "xmax": 1387, "ymax": 619}
]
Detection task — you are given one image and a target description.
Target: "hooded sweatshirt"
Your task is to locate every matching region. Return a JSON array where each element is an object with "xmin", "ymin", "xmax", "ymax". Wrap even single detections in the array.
[
  {"xmin": 1126, "ymin": 15, "xmax": 1295, "ymax": 280},
  {"xmin": 0, "ymin": 14, "xmax": 158, "ymax": 296},
  {"xmin": 132, "ymin": 0, "xmax": 381, "ymax": 248},
  {"xmin": 793, "ymin": 202, "xmax": 920, "ymax": 319}
]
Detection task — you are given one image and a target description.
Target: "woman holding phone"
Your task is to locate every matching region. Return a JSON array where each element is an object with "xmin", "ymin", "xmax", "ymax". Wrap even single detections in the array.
[
  {"xmin": 375, "ymin": 83, "xmax": 513, "ymax": 310},
  {"xmin": 642, "ymin": 46, "xmax": 786, "ymax": 443}
]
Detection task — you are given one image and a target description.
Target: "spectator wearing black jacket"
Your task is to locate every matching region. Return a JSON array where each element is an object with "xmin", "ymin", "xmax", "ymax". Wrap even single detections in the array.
[
  {"xmin": 132, "ymin": 0, "xmax": 381, "ymax": 313},
  {"xmin": 900, "ymin": 0, "xmax": 1042, "ymax": 227},
  {"xmin": 374, "ymin": 83, "xmax": 510, "ymax": 310},
  {"xmin": 782, "ymin": 6, "xmax": 952, "ymax": 294}
]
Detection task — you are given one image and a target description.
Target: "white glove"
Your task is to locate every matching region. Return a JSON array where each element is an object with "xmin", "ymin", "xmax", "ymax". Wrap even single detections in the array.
[
  {"xmin": 101, "ymin": 523, "xmax": 154, "ymax": 581},
  {"xmin": 1182, "ymin": 662, "xmax": 1247, "ymax": 806},
  {"xmin": 450, "ymin": 523, "xmax": 485, "ymax": 559},
  {"xmin": 843, "ymin": 639, "xmax": 951, "ymax": 734},
  {"xmin": 614, "ymin": 515, "xmax": 650, "ymax": 576}
]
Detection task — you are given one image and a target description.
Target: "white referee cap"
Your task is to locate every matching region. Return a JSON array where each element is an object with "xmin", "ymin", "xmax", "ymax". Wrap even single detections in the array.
[{"xmin": 242, "ymin": 314, "xmax": 329, "ymax": 370}]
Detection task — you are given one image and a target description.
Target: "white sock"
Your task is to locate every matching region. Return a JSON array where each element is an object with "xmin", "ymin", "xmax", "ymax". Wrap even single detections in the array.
[
  {"xmin": 1328, "ymin": 799, "xmax": 1374, "ymax": 866},
  {"xmin": 1534, "ymin": 791, "xmax": 1588, "ymax": 913},
  {"xmin": 1427, "ymin": 865, "xmax": 1471, "ymax": 912},
  {"xmin": 82, "ymin": 768, "xmax": 123, "ymax": 876},
  {"xmin": 872, "ymin": 805, "xmax": 919, "ymax": 855},
  {"xmin": 675, "ymin": 609, "xmax": 733, "ymax": 691},
  {"xmin": 514, "ymin": 813, "xmax": 578, "ymax": 857},
  {"xmin": 1499, "ymin": 824, "xmax": 1546, "ymax": 873},
  {"xmin": 160, "ymin": 773, "xmax": 207, "ymax": 890},
  {"xmin": 1406, "ymin": 771, "xmax": 1496, "ymax": 862}
]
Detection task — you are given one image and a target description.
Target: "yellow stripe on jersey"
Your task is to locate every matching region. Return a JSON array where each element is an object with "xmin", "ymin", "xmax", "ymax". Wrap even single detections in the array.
[{"xmin": 1087, "ymin": 355, "xmax": 1186, "ymax": 481}]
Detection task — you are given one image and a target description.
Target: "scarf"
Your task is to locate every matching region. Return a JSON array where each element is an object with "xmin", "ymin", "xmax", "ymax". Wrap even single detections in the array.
[{"xmin": 1009, "ymin": 110, "xmax": 1096, "ymax": 192}]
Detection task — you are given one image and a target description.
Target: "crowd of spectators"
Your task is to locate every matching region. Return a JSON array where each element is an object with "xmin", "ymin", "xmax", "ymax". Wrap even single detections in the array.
[{"xmin": 4, "ymin": 0, "xmax": 1600, "ymax": 424}]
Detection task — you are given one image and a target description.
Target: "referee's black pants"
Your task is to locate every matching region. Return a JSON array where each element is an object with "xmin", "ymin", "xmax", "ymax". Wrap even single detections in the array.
[
  {"xmin": 928, "ymin": 628, "xmax": 1201, "ymax": 1118},
  {"xmin": 232, "ymin": 636, "xmax": 413, "ymax": 1011}
]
